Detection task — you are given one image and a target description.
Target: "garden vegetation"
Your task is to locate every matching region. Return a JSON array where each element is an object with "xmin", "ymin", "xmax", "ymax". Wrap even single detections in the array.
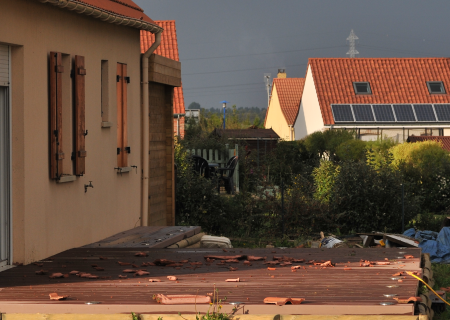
[{"xmin": 175, "ymin": 122, "xmax": 450, "ymax": 239}]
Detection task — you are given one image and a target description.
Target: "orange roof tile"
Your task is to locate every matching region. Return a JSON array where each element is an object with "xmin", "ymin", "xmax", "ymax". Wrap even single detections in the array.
[
  {"xmin": 309, "ymin": 58, "xmax": 450, "ymax": 125},
  {"xmin": 407, "ymin": 136, "xmax": 450, "ymax": 152},
  {"xmin": 141, "ymin": 21, "xmax": 185, "ymax": 115},
  {"xmin": 68, "ymin": 0, "xmax": 155, "ymax": 24},
  {"xmin": 271, "ymin": 78, "xmax": 305, "ymax": 126}
]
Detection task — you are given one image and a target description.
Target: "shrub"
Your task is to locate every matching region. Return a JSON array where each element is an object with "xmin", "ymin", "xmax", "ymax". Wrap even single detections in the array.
[{"xmin": 330, "ymin": 161, "xmax": 418, "ymax": 233}]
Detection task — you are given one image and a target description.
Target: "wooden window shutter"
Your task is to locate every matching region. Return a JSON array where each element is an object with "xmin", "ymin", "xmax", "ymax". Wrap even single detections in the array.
[
  {"xmin": 74, "ymin": 55, "xmax": 87, "ymax": 175},
  {"xmin": 49, "ymin": 52, "xmax": 64, "ymax": 179},
  {"xmin": 116, "ymin": 63, "xmax": 128, "ymax": 167}
]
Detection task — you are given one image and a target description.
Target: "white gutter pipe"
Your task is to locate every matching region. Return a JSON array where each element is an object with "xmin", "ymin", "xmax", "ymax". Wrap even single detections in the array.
[{"xmin": 141, "ymin": 31, "xmax": 162, "ymax": 226}]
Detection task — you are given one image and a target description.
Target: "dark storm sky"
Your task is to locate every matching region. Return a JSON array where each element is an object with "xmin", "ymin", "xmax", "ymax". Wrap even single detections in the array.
[{"xmin": 134, "ymin": 0, "xmax": 450, "ymax": 110}]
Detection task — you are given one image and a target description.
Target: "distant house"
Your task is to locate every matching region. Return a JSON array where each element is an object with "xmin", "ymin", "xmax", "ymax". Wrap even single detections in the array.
[
  {"xmin": 185, "ymin": 109, "xmax": 201, "ymax": 129},
  {"xmin": 407, "ymin": 136, "xmax": 450, "ymax": 152},
  {"xmin": 264, "ymin": 70, "xmax": 305, "ymax": 141},
  {"xmin": 0, "ymin": 0, "xmax": 180, "ymax": 265},
  {"xmin": 294, "ymin": 58, "xmax": 450, "ymax": 142},
  {"xmin": 213, "ymin": 128, "xmax": 280, "ymax": 156},
  {"xmin": 141, "ymin": 20, "xmax": 186, "ymax": 138}
]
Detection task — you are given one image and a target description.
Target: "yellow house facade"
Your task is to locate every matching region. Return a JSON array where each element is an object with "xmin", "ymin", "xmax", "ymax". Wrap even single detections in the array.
[{"xmin": 264, "ymin": 75, "xmax": 305, "ymax": 141}]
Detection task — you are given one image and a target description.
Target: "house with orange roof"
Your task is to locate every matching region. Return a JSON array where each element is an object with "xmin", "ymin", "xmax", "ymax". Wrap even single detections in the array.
[
  {"xmin": 294, "ymin": 58, "xmax": 450, "ymax": 142},
  {"xmin": 407, "ymin": 136, "xmax": 450, "ymax": 152},
  {"xmin": 0, "ymin": 0, "xmax": 180, "ymax": 266},
  {"xmin": 264, "ymin": 70, "xmax": 305, "ymax": 141},
  {"xmin": 141, "ymin": 20, "xmax": 186, "ymax": 138}
]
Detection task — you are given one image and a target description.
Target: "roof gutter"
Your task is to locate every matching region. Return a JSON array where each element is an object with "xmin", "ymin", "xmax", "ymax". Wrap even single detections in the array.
[
  {"xmin": 141, "ymin": 30, "xmax": 162, "ymax": 227},
  {"xmin": 36, "ymin": 0, "xmax": 163, "ymax": 33}
]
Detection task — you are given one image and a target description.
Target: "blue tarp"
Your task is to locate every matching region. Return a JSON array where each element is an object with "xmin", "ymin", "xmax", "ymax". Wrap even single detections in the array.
[{"xmin": 403, "ymin": 227, "xmax": 450, "ymax": 263}]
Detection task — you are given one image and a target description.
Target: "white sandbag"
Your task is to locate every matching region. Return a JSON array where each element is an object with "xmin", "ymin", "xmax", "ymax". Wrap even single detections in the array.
[{"xmin": 200, "ymin": 235, "xmax": 233, "ymax": 248}]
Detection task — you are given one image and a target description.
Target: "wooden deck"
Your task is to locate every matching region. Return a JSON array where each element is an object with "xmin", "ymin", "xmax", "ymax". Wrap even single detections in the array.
[{"xmin": 0, "ymin": 244, "xmax": 422, "ymax": 315}]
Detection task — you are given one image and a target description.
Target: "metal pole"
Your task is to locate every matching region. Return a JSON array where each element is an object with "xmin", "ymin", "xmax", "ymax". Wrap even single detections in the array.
[
  {"xmin": 281, "ymin": 179, "xmax": 285, "ymax": 235},
  {"xmin": 257, "ymin": 137, "xmax": 260, "ymax": 168},
  {"xmin": 402, "ymin": 184, "xmax": 405, "ymax": 233},
  {"xmin": 223, "ymin": 106, "xmax": 226, "ymax": 130}
]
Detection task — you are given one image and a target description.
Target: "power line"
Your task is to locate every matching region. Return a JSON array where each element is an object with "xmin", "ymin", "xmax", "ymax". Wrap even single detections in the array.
[
  {"xmin": 184, "ymin": 82, "xmax": 263, "ymax": 90},
  {"xmin": 184, "ymin": 87, "xmax": 266, "ymax": 97},
  {"xmin": 182, "ymin": 45, "xmax": 346, "ymax": 61},
  {"xmin": 182, "ymin": 63, "xmax": 307, "ymax": 76},
  {"xmin": 184, "ymin": 89, "xmax": 267, "ymax": 99},
  {"xmin": 358, "ymin": 44, "xmax": 437, "ymax": 56}
]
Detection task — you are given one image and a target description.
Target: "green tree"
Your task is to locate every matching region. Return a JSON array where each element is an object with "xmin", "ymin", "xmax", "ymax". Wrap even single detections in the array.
[
  {"xmin": 312, "ymin": 161, "xmax": 340, "ymax": 203},
  {"xmin": 330, "ymin": 161, "xmax": 417, "ymax": 233},
  {"xmin": 188, "ymin": 102, "xmax": 201, "ymax": 110},
  {"xmin": 303, "ymin": 130, "xmax": 355, "ymax": 161},
  {"xmin": 335, "ymin": 139, "xmax": 367, "ymax": 162},
  {"xmin": 390, "ymin": 141, "xmax": 450, "ymax": 213}
]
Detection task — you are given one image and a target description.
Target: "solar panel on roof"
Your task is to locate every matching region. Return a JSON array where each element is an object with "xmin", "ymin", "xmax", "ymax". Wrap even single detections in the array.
[
  {"xmin": 434, "ymin": 104, "xmax": 450, "ymax": 121},
  {"xmin": 413, "ymin": 104, "xmax": 436, "ymax": 122},
  {"xmin": 393, "ymin": 104, "xmax": 416, "ymax": 122},
  {"xmin": 352, "ymin": 105, "xmax": 374, "ymax": 122},
  {"xmin": 372, "ymin": 105, "xmax": 396, "ymax": 122},
  {"xmin": 331, "ymin": 104, "xmax": 354, "ymax": 122}
]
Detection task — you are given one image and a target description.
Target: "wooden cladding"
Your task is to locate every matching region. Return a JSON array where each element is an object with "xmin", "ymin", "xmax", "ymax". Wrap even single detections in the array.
[
  {"xmin": 74, "ymin": 55, "xmax": 87, "ymax": 176},
  {"xmin": 49, "ymin": 52, "xmax": 87, "ymax": 179},
  {"xmin": 49, "ymin": 52, "xmax": 64, "ymax": 179},
  {"xmin": 116, "ymin": 63, "xmax": 128, "ymax": 168},
  {"xmin": 148, "ymin": 54, "xmax": 181, "ymax": 87}
]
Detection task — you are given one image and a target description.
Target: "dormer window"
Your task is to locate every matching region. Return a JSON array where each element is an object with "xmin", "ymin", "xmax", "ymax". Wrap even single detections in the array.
[
  {"xmin": 353, "ymin": 82, "xmax": 371, "ymax": 95},
  {"xmin": 427, "ymin": 81, "xmax": 446, "ymax": 94}
]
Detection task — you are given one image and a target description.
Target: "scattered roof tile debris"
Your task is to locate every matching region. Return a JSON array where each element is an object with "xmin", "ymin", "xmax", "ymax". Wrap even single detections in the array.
[
  {"xmin": 49, "ymin": 293, "xmax": 68, "ymax": 301},
  {"xmin": 154, "ymin": 294, "xmax": 211, "ymax": 305},
  {"xmin": 264, "ymin": 297, "xmax": 305, "ymax": 306}
]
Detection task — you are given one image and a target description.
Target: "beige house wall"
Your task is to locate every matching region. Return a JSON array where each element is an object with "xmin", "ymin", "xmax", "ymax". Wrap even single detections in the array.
[
  {"xmin": 1, "ymin": 0, "xmax": 143, "ymax": 263},
  {"xmin": 294, "ymin": 65, "xmax": 324, "ymax": 140},
  {"xmin": 264, "ymin": 85, "xmax": 291, "ymax": 140}
]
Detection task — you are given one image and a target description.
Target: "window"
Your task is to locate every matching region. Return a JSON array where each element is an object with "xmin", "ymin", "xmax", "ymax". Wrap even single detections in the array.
[
  {"xmin": 427, "ymin": 81, "xmax": 446, "ymax": 94},
  {"xmin": 116, "ymin": 63, "xmax": 129, "ymax": 168},
  {"xmin": 353, "ymin": 82, "xmax": 371, "ymax": 95},
  {"xmin": 101, "ymin": 60, "xmax": 110, "ymax": 124}
]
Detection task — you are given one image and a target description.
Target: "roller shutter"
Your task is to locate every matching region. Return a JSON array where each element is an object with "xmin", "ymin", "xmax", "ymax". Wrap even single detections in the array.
[{"xmin": 0, "ymin": 45, "xmax": 9, "ymax": 87}]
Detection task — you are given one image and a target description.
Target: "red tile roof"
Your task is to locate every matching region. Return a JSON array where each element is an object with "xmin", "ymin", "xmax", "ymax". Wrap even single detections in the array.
[
  {"xmin": 309, "ymin": 58, "xmax": 450, "ymax": 125},
  {"xmin": 271, "ymin": 78, "xmax": 305, "ymax": 126},
  {"xmin": 407, "ymin": 136, "xmax": 450, "ymax": 151},
  {"xmin": 141, "ymin": 21, "xmax": 185, "ymax": 115},
  {"xmin": 67, "ymin": 0, "xmax": 154, "ymax": 24}
]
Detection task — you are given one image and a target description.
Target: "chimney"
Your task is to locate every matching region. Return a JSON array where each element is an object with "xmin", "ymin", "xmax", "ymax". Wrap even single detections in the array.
[{"xmin": 277, "ymin": 68, "xmax": 286, "ymax": 78}]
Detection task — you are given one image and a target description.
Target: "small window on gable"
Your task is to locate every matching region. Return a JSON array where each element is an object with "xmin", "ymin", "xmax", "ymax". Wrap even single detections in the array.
[
  {"xmin": 353, "ymin": 82, "xmax": 371, "ymax": 95},
  {"xmin": 427, "ymin": 81, "xmax": 446, "ymax": 94}
]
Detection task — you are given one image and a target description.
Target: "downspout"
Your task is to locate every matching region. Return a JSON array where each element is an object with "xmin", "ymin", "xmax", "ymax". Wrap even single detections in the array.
[
  {"xmin": 141, "ymin": 31, "xmax": 162, "ymax": 226},
  {"xmin": 288, "ymin": 125, "xmax": 293, "ymax": 141}
]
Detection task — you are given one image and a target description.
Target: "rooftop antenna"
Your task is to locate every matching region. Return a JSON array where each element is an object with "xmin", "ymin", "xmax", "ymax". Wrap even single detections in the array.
[
  {"xmin": 346, "ymin": 29, "xmax": 359, "ymax": 58},
  {"xmin": 221, "ymin": 100, "xmax": 229, "ymax": 129},
  {"xmin": 264, "ymin": 73, "xmax": 272, "ymax": 107}
]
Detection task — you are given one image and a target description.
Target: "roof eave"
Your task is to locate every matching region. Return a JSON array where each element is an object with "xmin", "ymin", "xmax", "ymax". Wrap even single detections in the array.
[{"xmin": 37, "ymin": 0, "xmax": 163, "ymax": 34}]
